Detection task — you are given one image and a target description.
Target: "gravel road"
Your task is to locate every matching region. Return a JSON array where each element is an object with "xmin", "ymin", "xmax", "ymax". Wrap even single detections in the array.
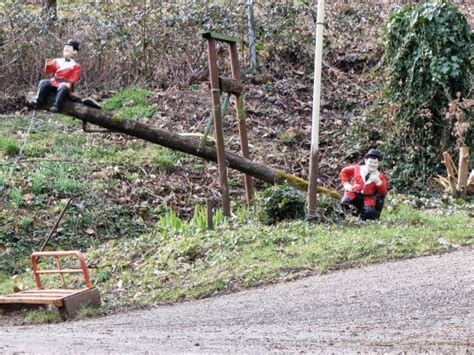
[{"xmin": 1, "ymin": 248, "xmax": 473, "ymax": 353}]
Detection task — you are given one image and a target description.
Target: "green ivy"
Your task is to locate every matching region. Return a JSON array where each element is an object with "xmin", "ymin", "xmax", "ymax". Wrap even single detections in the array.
[
  {"xmin": 380, "ymin": 2, "xmax": 472, "ymax": 191},
  {"xmin": 259, "ymin": 185, "xmax": 306, "ymax": 225}
]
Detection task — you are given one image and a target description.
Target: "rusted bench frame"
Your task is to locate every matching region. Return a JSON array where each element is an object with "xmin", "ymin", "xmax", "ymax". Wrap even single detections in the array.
[{"xmin": 0, "ymin": 250, "xmax": 100, "ymax": 319}]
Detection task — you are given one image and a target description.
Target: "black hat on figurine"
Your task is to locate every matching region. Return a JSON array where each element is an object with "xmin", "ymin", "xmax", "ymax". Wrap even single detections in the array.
[
  {"xmin": 65, "ymin": 39, "xmax": 80, "ymax": 51},
  {"xmin": 365, "ymin": 149, "xmax": 383, "ymax": 160}
]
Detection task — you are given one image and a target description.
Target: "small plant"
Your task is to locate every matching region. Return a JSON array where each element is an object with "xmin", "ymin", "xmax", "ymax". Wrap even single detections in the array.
[
  {"xmin": 190, "ymin": 205, "xmax": 208, "ymax": 232},
  {"xmin": 152, "ymin": 148, "xmax": 178, "ymax": 172},
  {"xmin": 259, "ymin": 184, "xmax": 305, "ymax": 225},
  {"xmin": 0, "ymin": 137, "xmax": 20, "ymax": 156},
  {"xmin": 19, "ymin": 217, "xmax": 33, "ymax": 231},
  {"xmin": 158, "ymin": 206, "xmax": 185, "ymax": 232},
  {"xmin": 77, "ymin": 305, "xmax": 107, "ymax": 319},
  {"xmin": 279, "ymin": 132, "xmax": 297, "ymax": 145},
  {"xmin": 31, "ymin": 172, "xmax": 50, "ymax": 194},
  {"xmin": 54, "ymin": 173, "xmax": 82, "ymax": 194},
  {"xmin": 8, "ymin": 188, "xmax": 23, "ymax": 206}
]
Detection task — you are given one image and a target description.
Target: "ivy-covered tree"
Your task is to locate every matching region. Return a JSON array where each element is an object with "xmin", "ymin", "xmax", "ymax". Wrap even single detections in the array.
[{"xmin": 380, "ymin": 2, "xmax": 472, "ymax": 192}]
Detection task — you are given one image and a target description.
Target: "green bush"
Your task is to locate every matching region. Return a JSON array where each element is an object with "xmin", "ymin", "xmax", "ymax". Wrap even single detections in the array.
[{"xmin": 259, "ymin": 185, "xmax": 306, "ymax": 225}]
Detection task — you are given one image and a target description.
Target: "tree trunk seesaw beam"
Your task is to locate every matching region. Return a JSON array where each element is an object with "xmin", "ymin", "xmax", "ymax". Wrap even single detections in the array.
[{"xmin": 25, "ymin": 94, "xmax": 340, "ymax": 200}]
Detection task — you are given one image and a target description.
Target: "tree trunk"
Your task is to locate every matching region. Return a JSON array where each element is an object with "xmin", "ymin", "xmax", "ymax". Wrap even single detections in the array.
[
  {"xmin": 247, "ymin": 0, "xmax": 257, "ymax": 72},
  {"xmin": 42, "ymin": 0, "xmax": 57, "ymax": 22},
  {"xmin": 26, "ymin": 94, "xmax": 340, "ymax": 199}
]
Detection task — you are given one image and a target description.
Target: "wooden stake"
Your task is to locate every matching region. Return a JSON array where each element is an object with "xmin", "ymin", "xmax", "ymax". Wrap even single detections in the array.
[
  {"xmin": 206, "ymin": 38, "xmax": 231, "ymax": 216},
  {"xmin": 442, "ymin": 152, "xmax": 457, "ymax": 196},
  {"xmin": 206, "ymin": 198, "xmax": 214, "ymax": 230},
  {"xmin": 457, "ymin": 147, "xmax": 469, "ymax": 196},
  {"xmin": 229, "ymin": 42, "xmax": 254, "ymax": 206}
]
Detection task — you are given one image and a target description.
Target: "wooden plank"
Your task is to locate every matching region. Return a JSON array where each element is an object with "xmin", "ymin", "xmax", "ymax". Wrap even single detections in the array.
[
  {"xmin": 442, "ymin": 151, "xmax": 457, "ymax": 196},
  {"xmin": 0, "ymin": 289, "xmax": 86, "ymax": 307},
  {"xmin": 2, "ymin": 293, "xmax": 73, "ymax": 298},
  {"xmin": 21, "ymin": 289, "xmax": 78, "ymax": 294},
  {"xmin": 59, "ymin": 287, "xmax": 101, "ymax": 319},
  {"xmin": 457, "ymin": 147, "xmax": 469, "ymax": 196},
  {"xmin": 0, "ymin": 297, "xmax": 63, "ymax": 306},
  {"xmin": 202, "ymin": 32, "xmax": 239, "ymax": 44},
  {"xmin": 218, "ymin": 77, "xmax": 244, "ymax": 95},
  {"xmin": 229, "ymin": 42, "xmax": 254, "ymax": 206},
  {"xmin": 36, "ymin": 269, "xmax": 84, "ymax": 274},
  {"xmin": 1, "ymin": 294, "xmax": 64, "ymax": 298},
  {"xmin": 206, "ymin": 38, "xmax": 231, "ymax": 216}
]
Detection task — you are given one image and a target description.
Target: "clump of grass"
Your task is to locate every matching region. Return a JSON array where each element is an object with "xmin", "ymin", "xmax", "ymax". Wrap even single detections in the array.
[
  {"xmin": 19, "ymin": 217, "xmax": 33, "ymax": 231},
  {"xmin": 279, "ymin": 132, "xmax": 297, "ymax": 145},
  {"xmin": 76, "ymin": 305, "xmax": 108, "ymax": 319},
  {"xmin": 25, "ymin": 309, "xmax": 62, "ymax": 323},
  {"xmin": 8, "ymin": 187, "xmax": 23, "ymax": 206},
  {"xmin": 103, "ymin": 86, "xmax": 156, "ymax": 120},
  {"xmin": 152, "ymin": 149, "xmax": 178, "ymax": 171},
  {"xmin": 0, "ymin": 137, "xmax": 20, "ymax": 156},
  {"xmin": 30, "ymin": 162, "xmax": 83, "ymax": 195},
  {"xmin": 54, "ymin": 173, "xmax": 82, "ymax": 194}
]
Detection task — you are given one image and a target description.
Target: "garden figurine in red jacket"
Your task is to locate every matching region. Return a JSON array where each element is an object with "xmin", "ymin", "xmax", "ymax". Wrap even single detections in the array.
[
  {"xmin": 340, "ymin": 149, "xmax": 388, "ymax": 220},
  {"xmin": 32, "ymin": 39, "xmax": 81, "ymax": 113}
]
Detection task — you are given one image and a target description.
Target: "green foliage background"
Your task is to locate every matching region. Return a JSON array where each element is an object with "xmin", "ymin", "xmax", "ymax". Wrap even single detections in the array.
[{"xmin": 357, "ymin": 2, "xmax": 472, "ymax": 192}]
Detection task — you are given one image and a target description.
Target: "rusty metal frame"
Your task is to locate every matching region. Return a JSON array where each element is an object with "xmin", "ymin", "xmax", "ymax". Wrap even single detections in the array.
[{"xmin": 31, "ymin": 250, "xmax": 91, "ymax": 289}]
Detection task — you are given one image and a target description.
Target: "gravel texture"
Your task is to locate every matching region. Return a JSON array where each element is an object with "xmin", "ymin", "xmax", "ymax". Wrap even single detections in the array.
[{"xmin": 1, "ymin": 248, "xmax": 473, "ymax": 353}]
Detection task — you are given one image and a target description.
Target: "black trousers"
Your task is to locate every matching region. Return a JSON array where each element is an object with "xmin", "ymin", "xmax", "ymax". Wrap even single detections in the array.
[
  {"xmin": 35, "ymin": 79, "xmax": 69, "ymax": 110},
  {"xmin": 341, "ymin": 194, "xmax": 385, "ymax": 221}
]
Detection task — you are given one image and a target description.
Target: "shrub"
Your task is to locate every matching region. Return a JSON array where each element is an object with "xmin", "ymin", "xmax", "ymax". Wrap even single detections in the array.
[
  {"xmin": 382, "ymin": 2, "xmax": 472, "ymax": 191},
  {"xmin": 259, "ymin": 185, "xmax": 306, "ymax": 225},
  {"xmin": 347, "ymin": 3, "xmax": 472, "ymax": 192}
]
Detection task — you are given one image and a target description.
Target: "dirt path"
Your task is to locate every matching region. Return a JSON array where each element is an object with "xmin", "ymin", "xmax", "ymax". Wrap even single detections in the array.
[{"xmin": 1, "ymin": 248, "xmax": 473, "ymax": 353}]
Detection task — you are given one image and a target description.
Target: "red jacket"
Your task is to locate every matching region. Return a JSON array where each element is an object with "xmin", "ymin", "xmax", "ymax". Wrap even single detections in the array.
[
  {"xmin": 45, "ymin": 58, "xmax": 81, "ymax": 91},
  {"xmin": 340, "ymin": 164, "xmax": 387, "ymax": 206}
]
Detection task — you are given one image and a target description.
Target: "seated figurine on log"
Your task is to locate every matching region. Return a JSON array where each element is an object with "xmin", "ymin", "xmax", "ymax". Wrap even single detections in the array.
[
  {"xmin": 32, "ymin": 39, "xmax": 81, "ymax": 113},
  {"xmin": 340, "ymin": 149, "xmax": 388, "ymax": 221}
]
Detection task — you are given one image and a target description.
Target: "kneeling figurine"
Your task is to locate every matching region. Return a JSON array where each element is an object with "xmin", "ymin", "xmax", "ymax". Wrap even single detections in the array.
[{"xmin": 340, "ymin": 149, "xmax": 387, "ymax": 220}]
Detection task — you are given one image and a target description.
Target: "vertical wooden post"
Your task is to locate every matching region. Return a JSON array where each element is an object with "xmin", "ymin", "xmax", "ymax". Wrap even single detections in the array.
[
  {"xmin": 206, "ymin": 198, "xmax": 214, "ymax": 230},
  {"xmin": 443, "ymin": 151, "xmax": 458, "ymax": 196},
  {"xmin": 457, "ymin": 147, "xmax": 469, "ymax": 196},
  {"xmin": 206, "ymin": 38, "xmax": 231, "ymax": 216},
  {"xmin": 229, "ymin": 43, "xmax": 254, "ymax": 206}
]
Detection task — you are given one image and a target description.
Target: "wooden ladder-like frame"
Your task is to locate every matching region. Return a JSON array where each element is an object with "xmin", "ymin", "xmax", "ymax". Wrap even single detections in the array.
[{"xmin": 0, "ymin": 251, "xmax": 100, "ymax": 319}]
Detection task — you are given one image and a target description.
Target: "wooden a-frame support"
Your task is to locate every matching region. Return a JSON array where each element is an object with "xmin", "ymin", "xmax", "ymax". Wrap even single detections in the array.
[{"xmin": 203, "ymin": 31, "xmax": 254, "ymax": 216}]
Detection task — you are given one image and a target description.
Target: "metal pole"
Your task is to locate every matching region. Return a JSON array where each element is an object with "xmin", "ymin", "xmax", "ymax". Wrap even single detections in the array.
[
  {"xmin": 307, "ymin": 0, "xmax": 326, "ymax": 219},
  {"xmin": 206, "ymin": 38, "xmax": 231, "ymax": 216},
  {"xmin": 229, "ymin": 43, "xmax": 254, "ymax": 206},
  {"xmin": 40, "ymin": 196, "xmax": 73, "ymax": 251}
]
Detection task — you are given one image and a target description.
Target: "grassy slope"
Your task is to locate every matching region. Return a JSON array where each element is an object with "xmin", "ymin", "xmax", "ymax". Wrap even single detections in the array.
[
  {"xmin": 0, "ymin": 88, "xmax": 472, "ymax": 318},
  {"xmin": 1, "ymin": 4, "xmax": 472, "ymax": 324}
]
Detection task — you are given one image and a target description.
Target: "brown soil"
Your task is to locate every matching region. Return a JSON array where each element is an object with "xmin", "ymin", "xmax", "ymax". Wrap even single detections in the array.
[{"xmin": 1, "ymin": 248, "xmax": 472, "ymax": 353}]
